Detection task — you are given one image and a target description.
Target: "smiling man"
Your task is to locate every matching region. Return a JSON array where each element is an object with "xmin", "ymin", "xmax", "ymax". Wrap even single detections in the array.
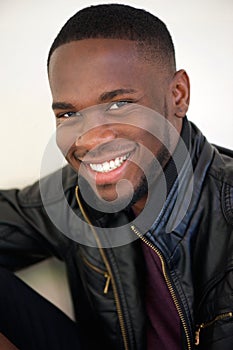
[
  {"xmin": 49, "ymin": 34, "xmax": 188, "ymax": 215},
  {"xmin": 0, "ymin": 4, "xmax": 233, "ymax": 350}
]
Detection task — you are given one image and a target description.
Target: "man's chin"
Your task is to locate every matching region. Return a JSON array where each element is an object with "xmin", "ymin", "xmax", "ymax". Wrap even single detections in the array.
[
  {"xmin": 77, "ymin": 174, "xmax": 148, "ymax": 214},
  {"xmin": 93, "ymin": 183, "xmax": 135, "ymax": 212}
]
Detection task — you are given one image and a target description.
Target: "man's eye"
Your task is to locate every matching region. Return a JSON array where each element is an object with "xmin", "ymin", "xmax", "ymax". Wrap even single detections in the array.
[
  {"xmin": 58, "ymin": 111, "xmax": 81, "ymax": 119},
  {"xmin": 108, "ymin": 101, "xmax": 130, "ymax": 110}
]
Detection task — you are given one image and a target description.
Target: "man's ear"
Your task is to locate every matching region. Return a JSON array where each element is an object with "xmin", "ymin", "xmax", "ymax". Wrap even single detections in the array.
[{"xmin": 171, "ymin": 69, "xmax": 190, "ymax": 118}]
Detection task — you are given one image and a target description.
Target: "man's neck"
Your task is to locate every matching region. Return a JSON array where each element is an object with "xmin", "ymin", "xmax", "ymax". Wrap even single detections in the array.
[
  {"xmin": 132, "ymin": 195, "xmax": 148, "ymax": 217},
  {"xmin": 131, "ymin": 117, "xmax": 189, "ymax": 218}
]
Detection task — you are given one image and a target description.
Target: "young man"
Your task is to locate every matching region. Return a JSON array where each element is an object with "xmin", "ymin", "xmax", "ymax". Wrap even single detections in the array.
[{"xmin": 0, "ymin": 4, "xmax": 233, "ymax": 350}]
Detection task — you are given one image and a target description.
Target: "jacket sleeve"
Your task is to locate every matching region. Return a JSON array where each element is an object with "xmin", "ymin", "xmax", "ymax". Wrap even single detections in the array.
[
  {"xmin": 0, "ymin": 166, "xmax": 78, "ymax": 271},
  {"xmin": 0, "ymin": 178, "xmax": 71, "ymax": 271},
  {"xmin": 0, "ymin": 187, "xmax": 54, "ymax": 271}
]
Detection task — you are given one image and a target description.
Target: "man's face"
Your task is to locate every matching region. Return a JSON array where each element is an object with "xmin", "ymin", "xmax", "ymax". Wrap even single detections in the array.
[{"xmin": 49, "ymin": 39, "xmax": 182, "ymax": 212}]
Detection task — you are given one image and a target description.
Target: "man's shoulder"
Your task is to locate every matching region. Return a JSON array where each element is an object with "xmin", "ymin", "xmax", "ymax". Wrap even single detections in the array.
[
  {"xmin": 208, "ymin": 144, "xmax": 233, "ymax": 225},
  {"xmin": 18, "ymin": 165, "xmax": 77, "ymax": 208},
  {"xmin": 210, "ymin": 144, "xmax": 233, "ymax": 185}
]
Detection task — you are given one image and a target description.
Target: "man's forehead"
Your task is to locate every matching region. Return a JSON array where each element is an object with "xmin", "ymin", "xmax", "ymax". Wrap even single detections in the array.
[
  {"xmin": 49, "ymin": 38, "xmax": 140, "ymax": 66},
  {"xmin": 48, "ymin": 37, "xmax": 168, "ymax": 113},
  {"xmin": 48, "ymin": 38, "xmax": 158, "ymax": 88}
]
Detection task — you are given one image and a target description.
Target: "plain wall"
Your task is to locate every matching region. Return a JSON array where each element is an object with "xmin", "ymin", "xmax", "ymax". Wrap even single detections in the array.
[
  {"xmin": 1, "ymin": 0, "xmax": 233, "ymax": 317},
  {"xmin": 1, "ymin": 0, "xmax": 233, "ymax": 189}
]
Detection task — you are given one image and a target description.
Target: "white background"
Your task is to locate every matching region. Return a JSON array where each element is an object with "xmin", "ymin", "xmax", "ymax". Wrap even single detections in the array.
[
  {"xmin": 0, "ymin": 0, "xmax": 233, "ymax": 189},
  {"xmin": 0, "ymin": 0, "xmax": 233, "ymax": 317}
]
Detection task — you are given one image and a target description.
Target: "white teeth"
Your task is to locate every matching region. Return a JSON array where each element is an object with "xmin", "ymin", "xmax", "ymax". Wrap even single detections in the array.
[
  {"xmin": 89, "ymin": 153, "xmax": 130, "ymax": 173},
  {"xmin": 96, "ymin": 164, "xmax": 103, "ymax": 172},
  {"xmin": 115, "ymin": 157, "xmax": 120, "ymax": 166},
  {"xmin": 103, "ymin": 162, "xmax": 110, "ymax": 172},
  {"xmin": 110, "ymin": 160, "xmax": 115, "ymax": 168}
]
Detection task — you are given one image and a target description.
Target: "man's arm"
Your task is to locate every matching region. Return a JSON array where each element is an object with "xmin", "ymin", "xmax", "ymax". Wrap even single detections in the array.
[
  {"xmin": 0, "ymin": 188, "xmax": 53, "ymax": 271},
  {"xmin": 0, "ymin": 166, "xmax": 77, "ymax": 271}
]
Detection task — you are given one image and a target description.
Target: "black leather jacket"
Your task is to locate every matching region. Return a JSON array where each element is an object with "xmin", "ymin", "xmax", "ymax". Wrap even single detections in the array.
[{"xmin": 0, "ymin": 120, "xmax": 233, "ymax": 350}]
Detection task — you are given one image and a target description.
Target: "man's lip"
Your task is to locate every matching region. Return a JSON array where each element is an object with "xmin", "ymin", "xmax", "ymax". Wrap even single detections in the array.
[
  {"xmin": 75, "ymin": 147, "xmax": 136, "ymax": 164},
  {"xmin": 85, "ymin": 157, "xmax": 132, "ymax": 185},
  {"xmin": 77, "ymin": 149, "xmax": 136, "ymax": 186}
]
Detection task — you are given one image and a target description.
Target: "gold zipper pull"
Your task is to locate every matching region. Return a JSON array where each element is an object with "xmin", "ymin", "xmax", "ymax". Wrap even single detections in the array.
[
  {"xmin": 195, "ymin": 324, "xmax": 203, "ymax": 346},
  {"xmin": 195, "ymin": 312, "xmax": 233, "ymax": 346},
  {"xmin": 104, "ymin": 273, "xmax": 111, "ymax": 294}
]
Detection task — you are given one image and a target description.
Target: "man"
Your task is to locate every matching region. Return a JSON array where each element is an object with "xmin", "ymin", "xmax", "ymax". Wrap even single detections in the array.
[{"xmin": 0, "ymin": 4, "xmax": 233, "ymax": 350}]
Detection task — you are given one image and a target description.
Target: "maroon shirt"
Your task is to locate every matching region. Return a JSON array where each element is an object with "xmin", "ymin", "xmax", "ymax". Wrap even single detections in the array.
[{"xmin": 142, "ymin": 242, "xmax": 181, "ymax": 349}]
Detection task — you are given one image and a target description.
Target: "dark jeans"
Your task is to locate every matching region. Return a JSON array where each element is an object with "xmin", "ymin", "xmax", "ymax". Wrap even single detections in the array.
[{"xmin": 0, "ymin": 267, "xmax": 82, "ymax": 350}]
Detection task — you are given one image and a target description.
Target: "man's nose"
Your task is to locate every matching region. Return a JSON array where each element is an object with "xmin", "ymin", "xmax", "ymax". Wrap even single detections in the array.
[
  {"xmin": 75, "ymin": 125, "xmax": 118, "ymax": 157},
  {"xmin": 73, "ymin": 105, "xmax": 118, "ymax": 156}
]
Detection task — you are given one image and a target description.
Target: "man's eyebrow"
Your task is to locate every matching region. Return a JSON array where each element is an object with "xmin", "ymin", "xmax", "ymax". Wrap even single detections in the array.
[
  {"xmin": 99, "ymin": 88, "xmax": 138, "ymax": 102},
  {"xmin": 52, "ymin": 102, "xmax": 76, "ymax": 110},
  {"xmin": 52, "ymin": 89, "xmax": 137, "ymax": 110}
]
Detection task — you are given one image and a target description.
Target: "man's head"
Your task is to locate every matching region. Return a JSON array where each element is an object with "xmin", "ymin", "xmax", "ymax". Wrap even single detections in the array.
[
  {"xmin": 47, "ymin": 4, "xmax": 176, "ymax": 73},
  {"xmin": 48, "ymin": 4, "xmax": 190, "ymax": 214}
]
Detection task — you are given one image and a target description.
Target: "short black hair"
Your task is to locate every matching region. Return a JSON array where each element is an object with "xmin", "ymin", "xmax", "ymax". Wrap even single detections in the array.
[{"xmin": 47, "ymin": 4, "xmax": 176, "ymax": 71}]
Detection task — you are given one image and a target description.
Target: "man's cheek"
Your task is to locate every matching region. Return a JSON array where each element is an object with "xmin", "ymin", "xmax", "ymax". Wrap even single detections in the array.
[{"xmin": 56, "ymin": 127, "xmax": 78, "ymax": 157}]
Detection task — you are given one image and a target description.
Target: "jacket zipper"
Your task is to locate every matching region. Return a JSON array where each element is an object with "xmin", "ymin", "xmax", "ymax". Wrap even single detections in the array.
[
  {"xmin": 130, "ymin": 224, "xmax": 192, "ymax": 350},
  {"xmin": 81, "ymin": 254, "xmax": 111, "ymax": 294},
  {"xmin": 75, "ymin": 186, "xmax": 129, "ymax": 350},
  {"xmin": 195, "ymin": 312, "xmax": 233, "ymax": 346}
]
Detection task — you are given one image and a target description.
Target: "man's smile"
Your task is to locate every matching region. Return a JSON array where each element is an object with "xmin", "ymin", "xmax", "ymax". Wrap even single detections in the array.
[
  {"xmin": 89, "ymin": 152, "xmax": 130, "ymax": 173},
  {"xmin": 76, "ymin": 149, "xmax": 137, "ymax": 187}
]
